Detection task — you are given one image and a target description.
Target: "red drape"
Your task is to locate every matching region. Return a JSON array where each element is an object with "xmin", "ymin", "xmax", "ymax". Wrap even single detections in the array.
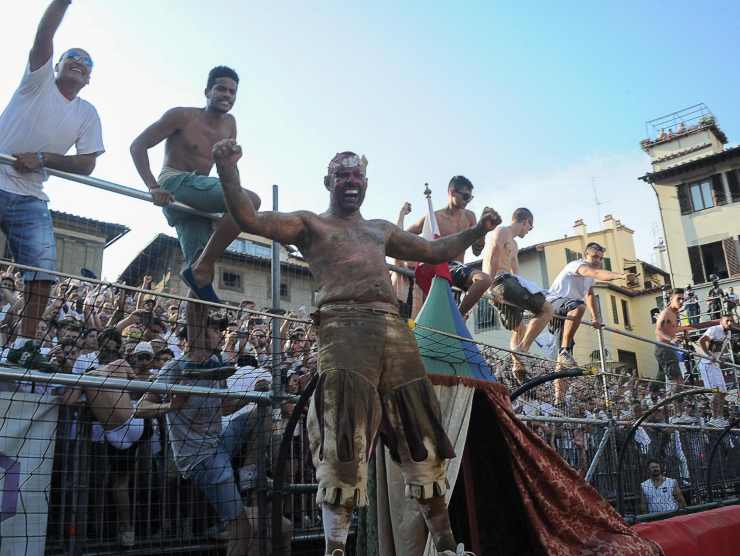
[{"xmin": 482, "ymin": 382, "xmax": 663, "ymax": 555}]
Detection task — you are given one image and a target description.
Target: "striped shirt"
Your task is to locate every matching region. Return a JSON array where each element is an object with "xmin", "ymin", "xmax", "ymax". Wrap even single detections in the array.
[{"xmin": 641, "ymin": 477, "xmax": 679, "ymax": 513}]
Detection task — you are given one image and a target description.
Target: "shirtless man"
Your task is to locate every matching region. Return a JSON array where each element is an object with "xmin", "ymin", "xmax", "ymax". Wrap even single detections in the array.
[
  {"xmin": 407, "ymin": 176, "xmax": 491, "ymax": 317},
  {"xmin": 130, "ymin": 66, "xmax": 261, "ymax": 302},
  {"xmin": 483, "ymin": 208, "xmax": 553, "ymax": 383},
  {"xmin": 654, "ymin": 289, "xmax": 685, "ymax": 392},
  {"xmin": 211, "ymin": 139, "xmax": 500, "ymax": 556}
]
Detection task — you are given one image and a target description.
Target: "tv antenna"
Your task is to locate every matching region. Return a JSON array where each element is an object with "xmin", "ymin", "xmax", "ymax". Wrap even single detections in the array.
[{"xmin": 592, "ymin": 177, "xmax": 608, "ymax": 225}]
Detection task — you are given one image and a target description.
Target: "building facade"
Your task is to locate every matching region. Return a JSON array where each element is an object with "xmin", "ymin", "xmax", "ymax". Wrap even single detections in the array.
[
  {"xmin": 640, "ymin": 106, "xmax": 740, "ymax": 318},
  {"xmin": 1, "ymin": 210, "xmax": 128, "ymax": 279},
  {"xmin": 118, "ymin": 233, "xmax": 316, "ymax": 313}
]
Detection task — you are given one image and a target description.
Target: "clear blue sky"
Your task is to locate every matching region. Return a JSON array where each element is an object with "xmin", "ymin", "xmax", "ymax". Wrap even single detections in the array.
[{"xmin": 3, "ymin": 1, "xmax": 739, "ymax": 279}]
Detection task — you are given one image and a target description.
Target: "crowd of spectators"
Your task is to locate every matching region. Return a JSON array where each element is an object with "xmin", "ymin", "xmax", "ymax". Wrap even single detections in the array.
[{"xmin": 1, "ymin": 266, "xmax": 319, "ymax": 550}]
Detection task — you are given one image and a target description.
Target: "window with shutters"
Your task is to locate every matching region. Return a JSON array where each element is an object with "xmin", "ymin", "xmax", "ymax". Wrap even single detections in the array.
[
  {"xmin": 697, "ymin": 240, "xmax": 729, "ymax": 280},
  {"xmin": 726, "ymin": 168, "xmax": 740, "ymax": 202},
  {"xmin": 603, "ymin": 257, "xmax": 612, "ymax": 271},
  {"xmin": 678, "ymin": 184, "xmax": 692, "ymax": 214},
  {"xmin": 723, "ymin": 238, "xmax": 740, "ymax": 277},
  {"xmin": 565, "ymin": 248, "xmax": 581, "ymax": 263},
  {"xmin": 610, "ymin": 295, "xmax": 619, "ymax": 324},
  {"xmin": 711, "ymin": 174, "xmax": 727, "ymax": 205},
  {"xmin": 621, "ymin": 299, "xmax": 631, "ymax": 329},
  {"xmin": 688, "ymin": 245, "xmax": 705, "ymax": 284},
  {"xmin": 688, "ymin": 179, "xmax": 715, "ymax": 211}
]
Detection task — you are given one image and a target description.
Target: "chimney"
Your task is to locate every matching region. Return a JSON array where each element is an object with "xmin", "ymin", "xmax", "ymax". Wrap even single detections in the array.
[
  {"xmin": 604, "ymin": 214, "xmax": 619, "ymax": 230},
  {"xmin": 573, "ymin": 218, "xmax": 587, "ymax": 236}
]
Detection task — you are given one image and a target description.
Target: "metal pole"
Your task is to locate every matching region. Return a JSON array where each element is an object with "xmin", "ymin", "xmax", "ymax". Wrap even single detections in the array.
[
  {"xmin": 0, "ymin": 153, "xmax": 220, "ymax": 220},
  {"xmin": 584, "ymin": 425, "xmax": 611, "ymax": 483},
  {"xmin": 266, "ymin": 183, "xmax": 282, "ymax": 555}
]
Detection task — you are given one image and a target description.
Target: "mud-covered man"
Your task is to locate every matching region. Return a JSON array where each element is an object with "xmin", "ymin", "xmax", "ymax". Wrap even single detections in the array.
[{"xmin": 210, "ymin": 139, "xmax": 500, "ymax": 556}]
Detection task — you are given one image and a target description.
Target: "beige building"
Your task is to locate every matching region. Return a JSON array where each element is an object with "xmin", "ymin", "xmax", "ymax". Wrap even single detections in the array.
[
  {"xmin": 468, "ymin": 216, "xmax": 670, "ymax": 377},
  {"xmin": 1, "ymin": 210, "xmax": 128, "ymax": 278},
  {"xmin": 640, "ymin": 105, "xmax": 740, "ymax": 315},
  {"xmin": 118, "ymin": 232, "xmax": 315, "ymax": 313}
]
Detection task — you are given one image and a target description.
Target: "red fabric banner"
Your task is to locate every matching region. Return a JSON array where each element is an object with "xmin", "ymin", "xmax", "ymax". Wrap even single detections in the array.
[{"xmin": 633, "ymin": 505, "xmax": 740, "ymax": 556}]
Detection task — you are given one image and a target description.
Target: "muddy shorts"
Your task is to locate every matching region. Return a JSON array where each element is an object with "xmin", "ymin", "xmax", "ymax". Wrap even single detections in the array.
[
  {"xmin": 448, "ymin": 261, "xmax": 475, "ymax": 291},
  {"xmin": 307, "ymin": 306, "xmax": 455, "ymax": 508},
  {"xmin": 490, "ymin": 272, "xmax": 547, "ymax": 330}
]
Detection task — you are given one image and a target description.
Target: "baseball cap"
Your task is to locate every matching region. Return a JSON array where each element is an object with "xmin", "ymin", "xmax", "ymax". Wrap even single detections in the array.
[{"xmin": 132, "ymin": 342, "xmax": 154, "ymax": 356}]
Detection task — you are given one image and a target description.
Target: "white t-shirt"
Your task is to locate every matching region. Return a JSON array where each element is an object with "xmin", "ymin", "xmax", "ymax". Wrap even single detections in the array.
[
  {"xmin": 0, "ymin": 58, "xmax": 105, "ymax": 200},
  {"xmin": 702, "ymin": 325, "xmax": 727, "ymax": 344},
  {"xmin": 547, "ymin": 259, "xmax": 594, "ymax": 302},
  {"xmin": 641, "ymin": 477, "xmax": 679, "ymax": 513}
]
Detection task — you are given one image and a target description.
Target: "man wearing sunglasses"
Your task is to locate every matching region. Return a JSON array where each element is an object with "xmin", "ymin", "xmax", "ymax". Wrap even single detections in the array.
[
  {"xmin": 407, "ymin": 175, "xmax": 492, "ymax": 318},
  {"xmin": 2, "ymin": 0, "xmax": 104, "ymax": 370}
]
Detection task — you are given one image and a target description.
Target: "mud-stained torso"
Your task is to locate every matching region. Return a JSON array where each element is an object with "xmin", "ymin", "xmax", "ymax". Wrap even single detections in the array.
[
  {"xmin": 164, "ymin": 108, "xmax": 236, "ymax": 175},
  {"xmin": 300, "ymin": 214, "xmax": 398, "ymax": 310},
  {"xmin": 434, "ymin": 208, "xmax": 476, "ymax": 262}
]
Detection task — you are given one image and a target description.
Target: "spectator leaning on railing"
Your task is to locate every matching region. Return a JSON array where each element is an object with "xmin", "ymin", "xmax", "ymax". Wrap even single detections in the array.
[
  {"xmin": 1, "ymin": 0, "xmax": 105, "ymax": 370},
  {"xmin": 639, "ymin": 459, "xmax": 686, "ymax": 515}
]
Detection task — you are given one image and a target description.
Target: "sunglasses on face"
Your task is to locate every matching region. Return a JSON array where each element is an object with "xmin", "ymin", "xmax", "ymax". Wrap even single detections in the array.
[
  {"xmin": 64, "ymin": 49, "xmax": 94, "ymax": 69},
  {"xmin": 454, "ymin": 190, "xmax": 473, "ymax": 202}
]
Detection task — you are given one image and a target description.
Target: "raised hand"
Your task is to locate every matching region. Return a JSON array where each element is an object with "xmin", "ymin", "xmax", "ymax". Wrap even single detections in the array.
[
  {"xmin": 399, "ymin": 202, "xmax": 412, "ymax": 217},
  {"xmin": 477, "ymin": 207, "xmax": 502, "ymax": 233},
  {"xmin": 212, "ymin": 139, "xmax": 243, "ymax": 169}
]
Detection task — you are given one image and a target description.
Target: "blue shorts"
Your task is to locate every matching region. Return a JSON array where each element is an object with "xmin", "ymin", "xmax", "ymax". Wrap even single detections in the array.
[
  {"xmin": 0, "ymin": 189, "xmax": 57, "ymax": 282},
  {"xmin": 159, "ymin": 172, "xmax": 225, "ymax": 264}
]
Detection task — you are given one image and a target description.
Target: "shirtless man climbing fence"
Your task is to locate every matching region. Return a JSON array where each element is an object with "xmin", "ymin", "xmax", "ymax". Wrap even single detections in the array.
[
  {"xmin": 482, "ymin": 208, "xmax": 553, "ymax": 384},
  {"xmin": 654, "ymin": 289, "xmax": 685, "ymax": 392},
  {"xmin": 208, "ymin": 138, "xmax": 500, "ymax": 556},
  {"xmin": 407, "ymin": 175, "xmax": 492, "ymax": 317},
  {"xmin": 130, "ymin": 66, "xmax": 261, "ymax": 302}
]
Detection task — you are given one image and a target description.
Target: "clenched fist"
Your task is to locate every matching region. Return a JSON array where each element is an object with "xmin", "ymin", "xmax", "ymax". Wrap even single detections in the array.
[
  {"xmin": 476, "ymin": 207, "xmax": 502, "ymax": 233},
  {"xmin": 212, "ymin": 139, "xmax": 243, "ymax": 168}
]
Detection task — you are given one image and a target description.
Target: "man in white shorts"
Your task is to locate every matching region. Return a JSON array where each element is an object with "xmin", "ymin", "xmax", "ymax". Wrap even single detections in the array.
[
  {"xmin": 697, "ymin": 315, "xmax": 734, "ymax": 392},
  {"xmin": 482, "ymin": 208, "xmax": 553, "ymax": 383},
  {"xmin": 547, "ymin": 243, "xmax": 635, "ymax": 402}
]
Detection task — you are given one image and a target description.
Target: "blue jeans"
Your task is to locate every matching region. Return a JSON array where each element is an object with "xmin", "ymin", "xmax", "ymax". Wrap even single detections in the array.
[
  {"xmin": 0, "ymin": 189, "xmax": 57, "ymax": 282},
  {"xmin": 189, "ymin": 407, "xmax": 263, "ymax": 524}
]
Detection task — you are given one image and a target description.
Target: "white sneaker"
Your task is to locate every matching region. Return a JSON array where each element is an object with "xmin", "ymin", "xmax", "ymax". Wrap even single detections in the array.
[
  {"xmin": 439, "ymin": 544, "xmax": 475, "ymax": 556},
  {"xmin": 556, "ymin": 350, "xmax": 578, "ymax": 369},
  {"xmin": 119, "ymin": 530, "xmax": 135, "ymax": 548}
]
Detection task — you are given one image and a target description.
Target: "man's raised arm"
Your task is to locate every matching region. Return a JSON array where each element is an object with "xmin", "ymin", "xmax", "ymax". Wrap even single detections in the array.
[
  {"xmin": 387, "ymin": 207, "xmax": 500, "ymax": 264},
  {"xmin": 30, "ymin": 0, "xmax": 71, "ymax": 71},
  {"xmin": 213, "ymin": 139, "xmax": 306, "ymax": 246},
  {"xmin": 130, "ymin": 109, "xmax": 185, "ymax": 207}
]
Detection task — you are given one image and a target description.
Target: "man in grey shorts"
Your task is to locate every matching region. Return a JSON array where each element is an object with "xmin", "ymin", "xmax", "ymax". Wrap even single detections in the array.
[
  {"xmin": 130, "ymin": 66, "xmax": 261, "ymax": 303},
  {"xmin": 483, "ymin": 208, "xmax": 553, "ymax": 383}
]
